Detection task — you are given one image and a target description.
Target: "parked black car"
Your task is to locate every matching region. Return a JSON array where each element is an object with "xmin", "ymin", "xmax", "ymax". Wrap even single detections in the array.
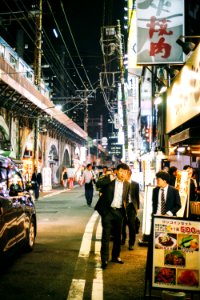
[{"xmin": 0, "ymin": 156, "xmax": 37, "ymax": 256}]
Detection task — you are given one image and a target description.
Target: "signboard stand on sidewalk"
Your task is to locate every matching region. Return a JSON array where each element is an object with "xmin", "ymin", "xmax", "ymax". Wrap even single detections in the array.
[
  {"xmin": 144, "ymin": 216, "xmax": 200, "ymax": 299},
  {"xmin": 42, "ymin": 167, "xmax": 52, "ymax": 191},
  {"xmin": 139, "ymin": 184, "xmax": 154, "ymax": 246}
]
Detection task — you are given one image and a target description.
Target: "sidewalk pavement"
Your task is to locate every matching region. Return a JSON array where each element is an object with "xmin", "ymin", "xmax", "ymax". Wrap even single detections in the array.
[
  {"xmin": 37, "ymin": 187, "xmax": 198, "ymax": 299},
  {"xmin": 39, "ymin": 184, "xmax": 79, "ymax": 199},
  {"xmin": 38, "ymin": 186, "xmax": 149, "ymax": 298}
]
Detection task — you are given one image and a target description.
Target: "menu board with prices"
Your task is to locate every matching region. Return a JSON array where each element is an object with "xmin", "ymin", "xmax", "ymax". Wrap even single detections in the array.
[{"xmin": 152, "ymin": 217, "xmax": 200, "ymax": 291}]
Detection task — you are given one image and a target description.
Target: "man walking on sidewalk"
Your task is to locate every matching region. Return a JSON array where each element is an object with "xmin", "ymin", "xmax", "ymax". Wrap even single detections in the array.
[
  {"xmin": 95, "ymin": 163, "xmax": 130, "ymax": 269},
  {"xmin": 83, "ymin": 164, "xmax": 96, "ymax": 207},
  {"xmin": 121, "ymin": 169, "xmax": 140, "ymax": 250}
]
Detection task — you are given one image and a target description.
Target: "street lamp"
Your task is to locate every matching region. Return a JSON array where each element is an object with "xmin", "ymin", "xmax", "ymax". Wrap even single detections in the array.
[{"xmin": 176, "ymin": 35, "xmax": 200, "ymax": 55}]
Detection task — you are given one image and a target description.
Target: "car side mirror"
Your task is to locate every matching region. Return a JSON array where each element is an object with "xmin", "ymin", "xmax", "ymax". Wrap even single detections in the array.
[{"xmin": 9, "ymin": 184, "xmax": 23, "ymax": 196}]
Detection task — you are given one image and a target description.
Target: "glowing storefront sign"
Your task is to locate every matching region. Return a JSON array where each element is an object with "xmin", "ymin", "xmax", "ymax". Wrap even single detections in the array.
[
  {"xmin": 166, "ymin": 43, "xmax": 200, "ymax": 133},
  {"xmin": 152, "ymin": 217, "xmax": 200, "ymax": 291},
  {"xmin": 136, "ymin": 0, "xmax": 184, "ymax": 64}
]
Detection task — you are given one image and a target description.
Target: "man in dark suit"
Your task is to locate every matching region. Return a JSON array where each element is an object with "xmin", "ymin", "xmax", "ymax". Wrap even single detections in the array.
[
  {"xmin": 152, "ymin": 171, "xmax": 181, "ymax": 216},
  {"xmin": 121, "ymin": 169, "xmax": 140, "ymax": 250},
  {"xmin": 31, "ymin": 167, "xmax": 42, "ymax": 200},
  {"xmin": 168, "ymin": 166, "xmax": 178, "ymax": 187},
  {"xmin": 95, "ymin": 163, "xmax": 130, "ymax": 269}
]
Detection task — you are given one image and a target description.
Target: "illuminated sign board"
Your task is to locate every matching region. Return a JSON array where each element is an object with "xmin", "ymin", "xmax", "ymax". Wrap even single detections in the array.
[
  {"xmin": 110, "ymin": 144, "xmax": 123, "ymax": 158},
  {"xmin": 152, "ymin": 217, "xmax": 200, "ymax": 291},
  {"xmin": 136, "ymin": 0, "xmax": 184, "ymax": 64},
  {"xmin": 166, "ymin": 43, "xmax": 200, "ymax": 133}
]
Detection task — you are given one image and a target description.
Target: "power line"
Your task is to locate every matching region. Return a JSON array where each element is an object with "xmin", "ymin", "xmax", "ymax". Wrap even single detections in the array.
[
  {"xmin": 60, "ymin": 1, "xmax": 94, "ymax": 91},
  {"xmin": 18, "ymin": 0, "xmax": 78, "ymax": 92},
  {"xmin": 47, "ymin": 0, "xmax": 88, "ymax": 91},
  {"xmin": 2, "ymin": 0, "xmax": 80, "ymax": 98}
]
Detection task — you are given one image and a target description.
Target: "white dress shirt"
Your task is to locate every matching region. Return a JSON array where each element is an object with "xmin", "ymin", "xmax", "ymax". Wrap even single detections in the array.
[
  {"xmin": 111, "ymin": 179, "xmax": 124, "ymax": 208},
  {"xmin": 156, "ymin": 185, "xmax": 172, "ymax": 216},
  {"xmin": 83, "ymin": 169, "xmax": 94, "ymax": 183}
]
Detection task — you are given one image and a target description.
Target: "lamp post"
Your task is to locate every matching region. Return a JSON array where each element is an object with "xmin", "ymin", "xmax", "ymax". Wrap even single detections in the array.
[
  {"xmin": 33, "ymin": 0, "xmax": 42, "ymax": 86},
  {"xmin": 117, "ymin": 20, "xmax": 129, "ymax": 163},
  {"xmin": 176, "ymin": 35, "xmax": 200, "ymax": 56},
  {"xmin": 33, "ymin": 117, "xmax": 39, "ymax": 168}
]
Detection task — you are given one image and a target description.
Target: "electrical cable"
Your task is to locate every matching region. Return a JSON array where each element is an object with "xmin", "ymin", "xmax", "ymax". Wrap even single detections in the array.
[
  {"xmin": 17, "ymin": 0, "xmax": 78, "ymax": 93},
  {"xmin": 3, "ymin": 0, "xmax": 80, "ymax": 101},
  {"xmin": 60, "ymin": 1, "xmax": 94, "ymax": 91},
  {"xmin": 47, "ymin": 0, "xmax": 88, "ymax": 90}
]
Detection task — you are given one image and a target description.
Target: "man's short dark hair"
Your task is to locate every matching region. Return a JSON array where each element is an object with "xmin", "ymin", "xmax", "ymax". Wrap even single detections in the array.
[
  {"xmin": 168, "ymin": 166, "xmax": 177, "ymax": 175},
  {"xmin": 86, "ymin": 163, "xmax": 92, "ymax": 168},
  {"xmin": 156, "ymin": 171, "xmax": 170, "ymax": 183},
  {"xmin": 116, "ymin": 163, "xmax": 130, "ymax": 171},
  {"xmin": 183, "ymin": 165, "xmax": 191, "ymax": 170}
]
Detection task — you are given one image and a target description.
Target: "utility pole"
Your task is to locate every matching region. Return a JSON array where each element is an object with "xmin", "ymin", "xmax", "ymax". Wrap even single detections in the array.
[
  {"xmin": 117, "ymin": 20, "xmax": 129, "ymax": 163},
  {"xmin": 33, "ymin": 0, "xmax": 42, "ymax": 167},
  {"xmin": 75, "ymin": 89, "xmax": 95, "ymax": 133},
  {"xmin": 84, "ymin": 92, "xmax": 88, "ymax": 133},
  {"xmin": 100, "ymin": 115, "xmax": 103, "ymax": 139},
  {"xmin": 33, "ymin": 0, "xmax": 42, "ymax": 86}
]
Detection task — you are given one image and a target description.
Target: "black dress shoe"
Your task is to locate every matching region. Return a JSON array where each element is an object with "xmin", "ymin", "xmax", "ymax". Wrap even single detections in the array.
[
  {"xmin": 101, "ymin": 261, "xmax": 108, "ymax": 269},
  {"xmin": 111, "ymin": 258, "xmax": 124, "ymax": 264},
  {"xmin": 129, "ymin": 245, "xmax": 134, "ymax": 250}
]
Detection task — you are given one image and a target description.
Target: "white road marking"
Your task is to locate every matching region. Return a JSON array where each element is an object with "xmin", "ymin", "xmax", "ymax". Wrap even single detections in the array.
[
  {"xmin": 67, "ymin": 279, "xmax": 85, "ymax": 300},
  {"xmin": 92, "ymin": 220, "xmax": 103, "ymax": 300},
  {"xmin": 67, "ymin": 211, "xmax": 100, "ymax": 300},
  {"xmin": 79, "ymin": 211, "xmax": 99, "ymax": 258}
]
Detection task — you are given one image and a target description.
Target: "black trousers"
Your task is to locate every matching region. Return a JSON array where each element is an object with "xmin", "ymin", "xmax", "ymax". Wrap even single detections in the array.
[
  {"xmin": 101, "ymin": 208, "xmax": 123, "ymax": 262},
  {"xmin": 122, "ymin": 203, "xmax": 137, "ymax": 246},
  {"xmin": 34, "ymin": 184, "xmax": 40, "ymax": 200},
  {"xmin": 84, "ymin": 183, "xmax": 94, "ymax": 206}
]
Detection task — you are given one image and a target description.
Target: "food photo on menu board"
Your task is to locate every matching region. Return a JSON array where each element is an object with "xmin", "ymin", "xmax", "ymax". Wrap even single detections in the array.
[
  {"xmin": 152, "ymin": 217, "xmax": 200, "ymax": 291},
  {"xmin": 164, "ymin": 250, "xmax": 186, "ymax": 266},
  {"xmin": 178, "ymin": 234, "xmax": 199, "ymax": 251},
  {"xmin": 155, "ymin": 233, "xmax": 177, "ymax": 249}
]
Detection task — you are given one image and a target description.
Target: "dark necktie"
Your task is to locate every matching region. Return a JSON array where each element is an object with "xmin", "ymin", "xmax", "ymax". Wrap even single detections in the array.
[{"xmin": 161, "ymin": 188, "xmax": 166, "ymax": 215}]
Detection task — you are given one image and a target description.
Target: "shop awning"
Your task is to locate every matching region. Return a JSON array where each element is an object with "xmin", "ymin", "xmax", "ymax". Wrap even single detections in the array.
[{"xmin": 169, "ymin": 127, "xmax": 200, "ymax": 145}]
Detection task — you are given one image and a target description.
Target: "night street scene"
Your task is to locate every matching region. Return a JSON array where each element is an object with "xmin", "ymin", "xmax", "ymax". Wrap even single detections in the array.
[{"xmin": 0, "ymin": 1, "xmax": 200, "ymax": 300}]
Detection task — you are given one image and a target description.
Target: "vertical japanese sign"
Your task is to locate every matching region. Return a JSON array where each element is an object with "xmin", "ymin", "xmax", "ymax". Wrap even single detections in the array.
[
  {"xmin": 136, "ymin": 0, "xmax": 184, "ymax": 64},
  {"xmin": 175, "ymin": 170, "xmax": 190, "ymax": 218},
  {"xmin": 152, "ymin": 217, "xmax": 200, "ymax": 291}
]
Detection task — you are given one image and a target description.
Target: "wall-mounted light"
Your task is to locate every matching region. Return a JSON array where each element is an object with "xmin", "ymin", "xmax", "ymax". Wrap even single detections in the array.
[
  {"xmin": 54, "ymin": 104, "xmax": 62, "ymax": 111},
  {"xmin": 53, "ymin": 28, "xmax": 58, "ymax": 38},
  {"xmin": 154, "ymin": 97, "xmax": 162, "ymax": 105},
  {"xmin": 156, "ymin": 80, "xmax": 167, "ymax": 93},
  {"xmin": 177, "ymin": 146, "xmax": 186, "ymax": 153},
  {"xmin": 176, "ymin": 35, "xmax": 200, "ymax": 55},
  {"xmin": 165, "ymin": 66, "xmax": 180, "ymax": 80}
]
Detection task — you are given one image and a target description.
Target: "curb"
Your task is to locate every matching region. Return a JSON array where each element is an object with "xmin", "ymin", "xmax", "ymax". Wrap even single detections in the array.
[
  {"xmin": 41, "ymin": 189, "xmax": 68, "ymax": 198},
  {"xmin": 40, "ymin": 184, "xmax": 80, "ymax": 199}
]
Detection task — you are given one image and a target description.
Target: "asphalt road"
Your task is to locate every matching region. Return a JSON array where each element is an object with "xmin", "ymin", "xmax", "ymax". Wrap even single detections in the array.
[{"xmin": 0, "ymin": 187, "xmax": 148, "ymax": 300}]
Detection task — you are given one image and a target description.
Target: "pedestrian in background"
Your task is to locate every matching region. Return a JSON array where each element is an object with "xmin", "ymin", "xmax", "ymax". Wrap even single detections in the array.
[
  {"xmin": 95, "ymin": 163, "xmax": 130, "ymax": 269},
  {"xmin": 121, "ymin": 169, "xmax": 140, "ymax": 250},
  {"xmin": 168, "ymin": 166, "xmax": 178, "ymax": 187},
  {"xmin": 61, "ymin": 167, "xmax": 68, "ymax": 189},
  {"xmin": 83, "ymin": 163, "xmax": 96, "ymax": 207},
  {"xmin": 98, "ymin": 166, "xmax": 108, "ymax": 178},
  {"xmin": 152, "ymin": 171, "xmax": 181, "ymax": 216},
  {"xmin": 183, "ymin": 165, "xmax": 197, "ymax": 202},
  {"xmin": 31, "ymin": 167, "xmax": 42, "ymax": 200}
]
